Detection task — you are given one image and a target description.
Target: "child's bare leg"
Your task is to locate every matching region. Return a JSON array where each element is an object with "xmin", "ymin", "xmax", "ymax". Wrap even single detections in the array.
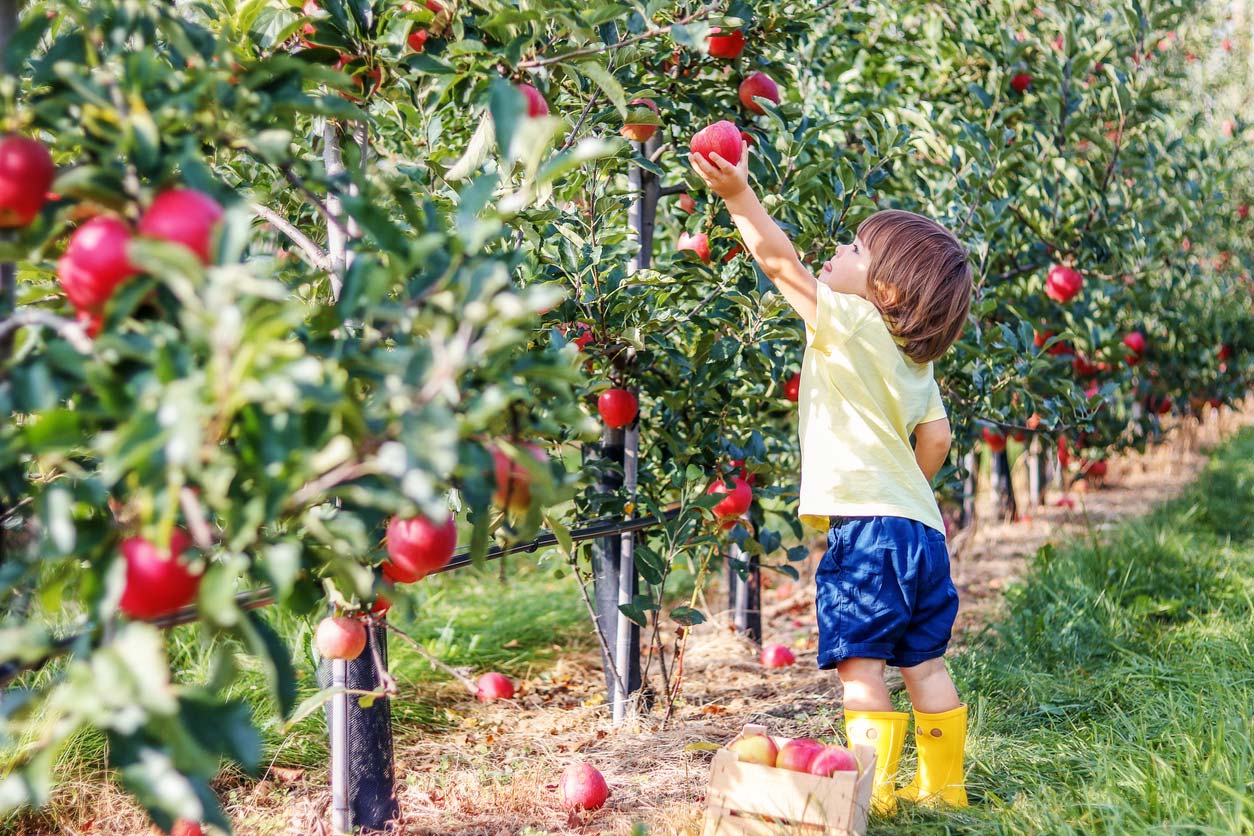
[
  {"xmin": 899, "ymin": 656, "xmax": 960, "ymax": 714},
  {"xmin": 835, "ymin": 657, "xmax": 893, "ymax": 711}
]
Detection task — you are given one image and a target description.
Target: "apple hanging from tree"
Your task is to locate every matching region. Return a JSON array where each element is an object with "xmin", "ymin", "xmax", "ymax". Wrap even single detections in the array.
[
  {"xmin": 707, "ymin": 475, "xmax": 752, "ymax": 518},
  {"xmin": 518, "ymin": 82, "xmax": 549, "ymax": 117},
  {"xmin": 1238, "ymin": 204, "xmax": 1249, "ymax": 220},
  {"xmin": 490, "ymin": 442, "xmax": 547, "ymax": 512},
  {"xmin": 728, "ymin": 732, "xmax": 778, "ymax": 766},
  {"xmin": 689, "ymin": 120, "xmax": 743, "ymax": 166},
  {"xmin": 0, "ymin": 135, "xmax": 55, "ymax": 228},
  {"xmin": 738, "ymin": 71, "xmax": 780, "ymax": 114},
  {"xmin": 677, "ymin": 231, "xmax": 711, "ymax": 263},
  {"xmin": 316, "ymin": 616, "xmax": 367, "ymax": 660},
  {"xmin": 1010, "ymin": 73, "xmax": 1032, "ymax": 94},
  {"xmin": 1122, "ymin": 331, "xmax": 1146, "ymax": 363},
  {"xmin": 783, "ymin": 372, "xmax": 800, "ymax": 402},
  {"xmin": 559, "ymin": 762, "xmax": 609, "ymax": 812},
  {"xmin": 58, "ymin": 216, "xmax": 138, "ymax": 312},
  {"xmin": 476, "ymin": 671, "xmax": 515, "ymax": 701},
  {"xmin": 384, "ymin": 512, "xmax": 457, "ymax": 582},
  {"xmin": 620, "ymin": 98, "xmax": 660, "ymax": 143},
  {"xmin": 407, "ymin": 29, "xmax": 429, "ymax": 51},
  {"xmin": 597, "ymin": 388, "xmax": 638, "ymax": 428},
  {"xmin": 706, "ymin": 27, "xmax": 747, "ymax": 58},
  {"xmin": 138, "ymin": 188, "xmax": 224, "ymax": 265},
  {"xmin": 1045, "ymin": 264, "xmax": 1083, "ymax": 302},
  {"xmin": 560, "ymin": 320, "xmax": 595, "ymax": 351},
  {"xmin": 678, "ymin": 193, "xmax": 696, "ymax": 214},
  {"xmin": 982, "ymin": 427, "xmax": 1007, "ymax": 453},
  {"xmin": 760, "ymin": 643, "xmax": 795, "ymax": 667},
  {"xmin": 118, "ymin": 530, "xmax": 202, "ymax": 619}
]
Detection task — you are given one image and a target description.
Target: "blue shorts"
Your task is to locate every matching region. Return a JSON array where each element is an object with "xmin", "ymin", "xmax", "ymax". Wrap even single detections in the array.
[{"xmin": 815, "ymin": 516, "xmax": 959, "ymax": 669}]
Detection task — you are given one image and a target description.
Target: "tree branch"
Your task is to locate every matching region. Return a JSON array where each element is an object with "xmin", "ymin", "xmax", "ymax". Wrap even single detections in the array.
[
  {"xmin": 251, "ymin": 203, "xmax": 332, "ymax": 271},
  {"xmin": 517, "ymin": 4, "xmax": 721, "ymax": 69},
  {"xmin": 0, "ymin": 309, "xmax": 94, "ymax": 354}
]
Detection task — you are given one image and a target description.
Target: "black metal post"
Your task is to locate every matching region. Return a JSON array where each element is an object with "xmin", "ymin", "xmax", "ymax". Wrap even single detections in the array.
[
  {"xmin": 994, "ymin": 449, "xmax": 1017, "ymax": 522},
  {"xmin": 726, "ymin": 542, "xmax": 761, "ymax": 645}
]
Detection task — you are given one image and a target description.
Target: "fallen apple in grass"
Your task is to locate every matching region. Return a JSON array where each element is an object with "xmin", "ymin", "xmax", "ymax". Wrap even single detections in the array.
[
  {"xmin": 808, "ymin": 745, "xmax": 859, "ymax": 777},
  {"xmin": 728, "ymin": 732, "xmax": 778, "ymax": 767},
  {"xmin": 560, "ymin": 762, "xmax": 609, "ymax": 811},
  {"xmin": 760, "ymin": 643, "xmax": 795, "ymax": 668},
  {"xmin": 476, "ymin": 671, "xmax": 515, "ymax": 702},
  {"xmin": 776, "ymin": 738, "xmax": 825, "ymax": 772},
  {"xmin": 316, "ymin": 616, "xmax": 367, "ymax": 661}
]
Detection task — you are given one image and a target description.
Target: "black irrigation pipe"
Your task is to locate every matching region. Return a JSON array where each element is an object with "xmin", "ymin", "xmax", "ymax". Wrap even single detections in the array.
[{"xmin": 0, "ymin": 507, "xmax": 687, "ymax": 687}]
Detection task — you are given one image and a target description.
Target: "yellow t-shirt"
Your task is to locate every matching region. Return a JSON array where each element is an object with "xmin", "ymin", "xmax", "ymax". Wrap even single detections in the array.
[{"xmin": 798, "ymin": 283, "xmax": 947, "ymax": 534}]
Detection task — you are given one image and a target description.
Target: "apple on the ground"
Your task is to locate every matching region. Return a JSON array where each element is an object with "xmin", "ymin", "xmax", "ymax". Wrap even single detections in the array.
[{"xmin": 560, "ymin": 762, "xmax": 609, "ymax": 811}]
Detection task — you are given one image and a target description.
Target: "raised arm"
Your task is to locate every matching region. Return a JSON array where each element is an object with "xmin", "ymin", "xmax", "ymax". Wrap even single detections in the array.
[{"xmin": 689, "ymin": 146, "xmax": 819, "ymax": 330}]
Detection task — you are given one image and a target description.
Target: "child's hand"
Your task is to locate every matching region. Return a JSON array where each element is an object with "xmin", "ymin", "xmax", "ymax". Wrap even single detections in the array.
[{"xmin": 688, "ymin": 142, "xmax": 751, "ymax": 200}]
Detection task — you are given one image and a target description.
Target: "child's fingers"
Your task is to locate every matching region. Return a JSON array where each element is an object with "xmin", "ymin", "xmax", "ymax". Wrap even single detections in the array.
[{"xmin": 707, "ymin": 152, "xmax": 732, "ymax": 173}]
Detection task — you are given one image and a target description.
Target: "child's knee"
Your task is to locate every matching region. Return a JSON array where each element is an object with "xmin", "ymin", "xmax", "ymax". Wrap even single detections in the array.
[{"xmin": 836, "ymin": 656, "xmax": 886, "ymax": 684}]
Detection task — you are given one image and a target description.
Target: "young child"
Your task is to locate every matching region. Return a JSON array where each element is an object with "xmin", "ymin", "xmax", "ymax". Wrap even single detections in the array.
[{"xmin": 690, "ymin": 143, "xmax": 972, "ymax": 815}]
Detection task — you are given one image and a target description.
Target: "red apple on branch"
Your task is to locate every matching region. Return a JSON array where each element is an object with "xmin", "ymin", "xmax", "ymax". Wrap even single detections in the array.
[
  {"xmin": 783, "ymin": 372, "xmax": 800, "ymax": 402},
  {"xmin": 138, "ymin": 188, "xmax": 224, "ymax": 265},
  {"xmin": 407, "ymin": 29, "xmax": 429, "ymax": 51},
  {"xmin": 491, "ymin": 442, "xmax": 547, "ymax": 511},
  {"xmin": 58, "ymin": 216, "xmax": 138, "ymax": 312},
  {"xmin": 316, "ymin": 616, "xmax": 367, "ymax": 660},
  {"xmin": 119, "ymin": 530, "xmax": 201, "ymax": 619},
  {"xmin": 677, "ymin": 231, "xmax": 711, "ymax": 263},
  {"xmin": 982, "ymin": 427, "xmax": 1007, "ymax": 453},
  {"xmin": 384, "ymin": 512, "xmax": 457, "ymax": 583},
  {"xmin": 620, "ymin": 98, "xmax": 660, "ymax": 143},
  {"xmin": 738, "ymin": 72, "xmax": 780, "ymax": 114},
  {"xmin": 0, "ymin": 135, "xmax": 55, "ymax": 228},
  {"xmin": 559, "ymin": 763, "xmax": 609, "ymax": 811},
  {"xmin": 707, "ymin": 475, "xmax": 752, "ymax": 518},
  {"xmin": 598, "ymin": 388, "xmax": 638, "ymax": 428},
  {"xmin": 1010, "ymin": 73, "xmax": 1032, "ymax": 94},
  {"xmin": 678, "ymin": 193, "xmax": 696, "ymax": 214},
  {"xmin": 690, "ymin": 120, "xmax": 743, "ymax": 167},
  {"xmin": 1045, "ymin": 264, "xmax": 1083, "ymax": 303},
  {"xmin": 706, "ymin": 27, "xmax": 747, "ymax": 59},
  {"xmin": 518, "ymin": 82, "xmax": 548, "ymax": 117}
]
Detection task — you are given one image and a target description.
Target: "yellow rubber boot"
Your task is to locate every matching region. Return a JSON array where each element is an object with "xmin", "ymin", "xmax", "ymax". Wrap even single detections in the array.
[
  {"xmin": 844, "ymin": 709, "xmax": 909, "ymax": 816},
  {"xmin": 895, "ymin": 704, "xmax": 969, "ymax": 807}
]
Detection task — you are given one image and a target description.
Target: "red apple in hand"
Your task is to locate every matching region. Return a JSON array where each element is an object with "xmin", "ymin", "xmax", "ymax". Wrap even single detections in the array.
[
  {"xmin": 59, "ymin": 216, "xmax": 138, "ymax": 312},
  {"xmin": 707, "ymin": 27, "xmax": 747, "ymax": 59},
  {"xmin": 1045, "ymin": 264, "xmax": 1083, "ymax": 302},
  {"xmin": 476, "ymin": 671, "xmax": 515, "ymax": 701},
  {"xmin": 678, "ymin": 231, "xmax": 711, "ymax": 263},
  {"xmin": 316, "ymin": 616, "xmax": 367, "ymax": 660},
  {"xmin": 707, "ymin": 475, "xmax": 752, "ymax": 518},
  {"xmin": 620, "ymin": 98, "xmax": 660, "ymax": 143},
  {"xmin": 559, "ymin": 762, "xmax": 609, "ymax": 811},
  {"xmin": 776, "ymin": 738, "xmax": 825, "ymax": 772},
  {"xmin": 809, "ymin": 745, "xmax": 859, "ymax": 776},
  {"xmin": 518, "ymin": 82, "xmax": 548, "ymax": 117},
  {"xmin": 728, "ymin": 733, "xmax": 778, "ymax": 766},
  {"xmin": 598, "ymin": 388, "xmax": 638, "ymax": 428},
  {"xmin": 119, "ymin": 530, "xmax": 201, "ymax": 619},
  {"xmin": 138, "ymin": 188, "xmax": 224, "ymax": 265},
  {"xmin": 738, "ymin": 72, "xmax": 780, "ymax": 114},
  {"xmin": 0, "ymin": 135, "xmax": 56, "ymax": 228},
  {"xmin": 384, "ymin": 512, "xmax": 457, "ymax": 583},
  {"xmin": 783, "ymin": 372, "xmax": 800, "ymax": 402},
  {"xmin": 760, "ymin": 642, "xmax": 795, "ymax": 667},
  {"xmin": 689, "ymin": 120, "xmax": 743, "ymax": 167}
]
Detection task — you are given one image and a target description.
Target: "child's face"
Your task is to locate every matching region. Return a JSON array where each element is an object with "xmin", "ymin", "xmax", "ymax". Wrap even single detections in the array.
[{"xmin": 817, "ymin": 235, "xmax": 871, "ymax": 297}]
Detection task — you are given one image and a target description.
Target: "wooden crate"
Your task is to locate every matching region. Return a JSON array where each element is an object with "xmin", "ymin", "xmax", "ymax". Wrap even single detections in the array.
[{"xmin": 701, "ymin": 725, "xmax": 876, "ymax": 836}]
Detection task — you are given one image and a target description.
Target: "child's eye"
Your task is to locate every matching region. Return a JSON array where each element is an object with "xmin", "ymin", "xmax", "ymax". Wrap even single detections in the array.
[{"xmin": 852, "ymin": 243, "xmax": 860, "ymax": 254}]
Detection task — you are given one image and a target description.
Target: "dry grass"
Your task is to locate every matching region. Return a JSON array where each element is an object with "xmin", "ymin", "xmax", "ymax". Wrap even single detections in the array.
[{"xmin": 9, "ymin": 403, "xmax": 1252, "ymax": 836}]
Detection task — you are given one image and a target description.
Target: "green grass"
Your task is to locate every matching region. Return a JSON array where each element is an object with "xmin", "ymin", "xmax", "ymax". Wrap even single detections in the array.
[{"xmin": 878, "ymin": 428, "xmax": 1254, "ymax": 835}]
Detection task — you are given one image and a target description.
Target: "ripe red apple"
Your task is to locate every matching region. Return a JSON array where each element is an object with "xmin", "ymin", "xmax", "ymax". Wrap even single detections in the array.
[
  {"xmin": 518, "ymin": 82, "xmax": 548, "ymax": 117},
  {"xmin": 1045, "ymin": 264, "xmax": 1083, "ymax": 303},
  {"xmin": 1033, "ymin": 329, "xmax": 1071, "ymax": 356},
  {"xmin": 559, "ymin": 762, "xmax": 609, "ymax": 812},
  {"xmin": 620, "ymin": 98, "xmax": 659, "ymax": 143},
  {"xmin": 371, "ymin": 593, "xmax": 392, "ymax": 615},
  {"xmin": 1218, "ymin": 343, "xmax": 1233, "ymax": 361},
  {"xmin": 316, "ymin": 616, "xmax": 367, "ymax": 660},
  {"xmin": 678, "ymin": 193, "xmax": 696, "ymax": 214},
  {"xmin": 1084, "ymin": 459, "xmax": 1108, "ymax": 477},
  {"xmin": 706, "ymin": 27, "xmax": 747, "ymax": 59},
  {"xmin": 384, "ymin": 512, "xmax": 457, "ymax": 583},
  {"xmin": 1057, "ymin": 435, "xmax": 1071, "ymax": 467},
  {"xmin": 138, "ymin": 188, "xmax": 224, "ymax": 265},
  {"xmin": 760, "ymin": 642, "xmax": 795, "ymax": 668},
  {"xmin": 333, "ymin": 55, "xmax": 383, "ymax": 101},
  {"xmin": 1221, "ymin": 37, "xmax": 1232, "ymax": 52},
  {"xmin": 1072, "ymin": 353, "xmax": 1099, "ymax": 377},
  {"xmin": 738, "ymin": 72, "xmax": 780, "ymax": 115},
  {"xmin": 407, "ymin": 29, "xmax": 429, "ymax": 51},
  {"xmin": 776, "ymin": 738, "xmax": 825, "ymax": 772},
  {"xmin": 171, "ymin": 821, "xmax": 203, "ymax": 836},
  {"xmin": 119, "ymin": 530, "xmax": 201, "ymax": 619},
  {"xmin": 476, "ymin": 671, "xmax": 515, "ymax": 701},
  {"xmin": 982, "ymin": 427, "xmax": 1007, "ymax": 453},
  {"xmin": 76, "ymin": 308, "xmax": 103, "ymax": 338},
  {"xmin": 1238, "ymin": 204, "xmax": 1249, "ymax": 220},
  {"xmin": 783, "ymin": 372, "xmax": 800, "ymax": 402},
  {"xmin": 490, "ymin": 442, "xmax": 547, "ymax": 511},
  {"xmin": 809, "ymin": 745, "xmax": 859, "ymax": 777},
  {"xmin": 728, "ymin": 733, "xmax": 778, "ymax": 766},
  {"xmin": 561, "ymin": 321, "xmax": 595, "ymax": 351},
  {"xmin": 0, "ymin": 135, "xmax": 55, "ymax": 227},
  {"xmin": 707, "ymin": 475, "xmax": 752, "ymax": 518},
  {"xmin": 58, "ymin": 216, "xmax": 138, "ymax": 312},
  {"xmin": 598, "ymin": 388, "xmax": 638, "ymax": 428},
  {"xmin": 689, "ymin": 120, "xmax": 743, "ymax": 167},
  {"xmin": 1010, "ymin": 73, "xmax": 1032, "ymax": 94},
  {"xmin": 677, "ymin": 231, "xmax": 711, "ymax": 263}
]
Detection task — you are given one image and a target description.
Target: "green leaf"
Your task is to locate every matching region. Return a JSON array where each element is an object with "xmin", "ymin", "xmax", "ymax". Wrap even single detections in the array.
[
  {"xmin": 238, "ymin": 610, "xmax": 299, "ymax": 718},
  {"xmin": 178, "ymin": 694, "xmax": 264, "ymax": 776},
  {"xmin": 578, "ymin": 61, "xmax": 627, "ymax": 119},
  {"xmin": 489, "ymin": 76, "xmax": 526, "ymax": 162},
  {"xmin": 669, "ymin": 605, "xmax": 706, "ymax": 627}
]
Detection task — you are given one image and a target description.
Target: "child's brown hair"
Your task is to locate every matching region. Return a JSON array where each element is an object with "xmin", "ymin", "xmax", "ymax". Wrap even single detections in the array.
[{"xmin": 856, "ymin": 209, "xmax": 972, "ymax": 364}]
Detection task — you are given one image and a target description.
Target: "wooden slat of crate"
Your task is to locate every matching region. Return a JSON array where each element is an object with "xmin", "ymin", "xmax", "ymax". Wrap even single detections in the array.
[{"xmin": 701, "ymin": 746, "xmax": 875, "ymax": 836}]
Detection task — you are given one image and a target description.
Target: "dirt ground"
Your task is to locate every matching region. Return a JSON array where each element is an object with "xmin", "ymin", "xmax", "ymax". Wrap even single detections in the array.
[{"xmin": 19, "ymin": 405, "xmax": 1253, "ymax": 836}]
